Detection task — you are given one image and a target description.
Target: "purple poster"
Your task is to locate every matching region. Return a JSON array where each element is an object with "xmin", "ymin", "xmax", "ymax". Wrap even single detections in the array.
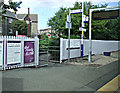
[{"xmin": 24, "ymin": 41, "xmax": 34, "ymax": 63}]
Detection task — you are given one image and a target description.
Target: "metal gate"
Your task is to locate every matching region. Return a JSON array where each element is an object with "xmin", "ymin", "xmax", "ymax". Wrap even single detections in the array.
[
  {"xmin": 39, "ymin": 46, "xmax": 60, "ymax": 66},
  {"xmin": 47, "ymin": 46, "xmax": 60, "ymax": 63},
  {"xmin": 39, "ymin": 47, "xmax": 48, "ymax": 66}
]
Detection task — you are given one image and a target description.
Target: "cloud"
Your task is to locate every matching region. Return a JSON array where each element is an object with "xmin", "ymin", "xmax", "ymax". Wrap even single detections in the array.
[
  {"xmin": 4, "ymin": 0, "xmax": 119, "ymax": 29},
  {"xmin": 5, "ymin": 0, "xmax": 119, "ymax": 14}
]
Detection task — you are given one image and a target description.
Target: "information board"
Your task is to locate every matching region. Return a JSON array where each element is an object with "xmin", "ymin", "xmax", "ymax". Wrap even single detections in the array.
[
  {"xmin": 0, "ymin": 42, "xmax": 3, "ymax": 66},
  {"xmin": 92, "ymin": 10, "xmax": 119, "ymax": 20},
  {"xmin": 24, "ymin": 41, "xmax": 35, "ymax": 64},
  {"xmin": 66, "ymin": 39, "xmax": 80, "ymax": 49},
  {"xmin": 7, "ymin": 41, "xmax": 21, "ymax": 65}
]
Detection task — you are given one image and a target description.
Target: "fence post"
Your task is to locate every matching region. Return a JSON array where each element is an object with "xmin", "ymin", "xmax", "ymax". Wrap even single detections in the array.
[
  {"xmin": 21, "ymin": 38, "xmax": 24, "ymax": 67},
  {"xmin": 3, "ymin": 36, "xmax": 7, "ymax": 70},
  {"xmin": 35, "ymin": 37, "xmax": 39, "ymax": 66},
  {"xmin": 60, "ymin": 38, "xmax": 63, "ymax": 64},
  {"xmin": 47, "ymin": 48, "xmax": 49, "ymax": 64}
]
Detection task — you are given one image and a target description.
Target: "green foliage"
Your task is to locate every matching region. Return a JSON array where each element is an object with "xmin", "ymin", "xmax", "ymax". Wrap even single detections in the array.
[
  {"xmin": 47, "ymin": 1, "xmax": 119, "ymax": 40},
  {"xmin": 39, "ymin": 34, "xmax": 60, "ymax": 48},
  {"xmin": 92, "ymin": 19, "xmax": 119, "ymax": 40},
  {"xmin": 48, "ymin": 37, "xmax": 60, "ymax": 46},
  {"xmin": 1, "ymin": 0, "xmax": 22, "ymax": 13},
  {"xmin": 39, "ymin": 35, "xmax": 60, "ymax": 60},
  {"xmin": 70, "ymin": 34, "xmax": 80, "ymax": 39},
  {"xmin": 48, "ymin": 7, "xmax": 67, "ymax": 37},
  {"xmin": 39, "ymin": 35, "xmax": 49, "ymax": 48},
  {"xmin": 11, "ymin": 20, "xmax": 27, "ymax": 35}
]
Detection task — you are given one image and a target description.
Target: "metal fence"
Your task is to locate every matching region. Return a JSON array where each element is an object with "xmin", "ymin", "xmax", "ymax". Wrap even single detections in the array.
[
  {"xmin": 39, "ymin": 46, "xmax": 60, "ymax": 66},
  {"xmin": 60, "ymin": 38, "xmax": 120, "ymax": 63},
  {"xmin": 39, "ymin": 47, "xmax": 48, "ymax": 66},
  {"xmin": 48, "ymin": 46, "xmax": 60, "ymax": 63}
]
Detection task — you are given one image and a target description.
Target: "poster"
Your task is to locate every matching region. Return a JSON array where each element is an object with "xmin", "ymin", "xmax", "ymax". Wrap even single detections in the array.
[
  {"xmin": 7, "ymin": 41, "xmax": 21, "ymax": 64},
  {"xmin": 0, "ymin": 42, "xmax": 3, "ymax": 66},
  {"xmin": 24, "ymin": 41, "xmax": 34, "ymax": 63}
]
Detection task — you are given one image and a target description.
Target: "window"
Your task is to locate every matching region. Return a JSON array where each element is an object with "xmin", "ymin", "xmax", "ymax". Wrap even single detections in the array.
[
  {"xmin": 9, "ymin": 28, "xmax": 13, "ymax": 34},
  {"xmin": 9, "ymin": 18, "xmax": 13, "ymax": 23}
]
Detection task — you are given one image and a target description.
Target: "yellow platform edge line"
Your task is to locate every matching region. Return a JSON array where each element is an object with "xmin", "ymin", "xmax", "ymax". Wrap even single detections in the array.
[{"xmin": 95, "ymin": 74, "xmax": 120, "ymax": 93}]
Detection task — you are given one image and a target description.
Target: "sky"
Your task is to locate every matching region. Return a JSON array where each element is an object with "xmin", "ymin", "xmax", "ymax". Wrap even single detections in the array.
[{"xmin": 5, "ymin": 0, "xmax": 119, "ymax": 30}]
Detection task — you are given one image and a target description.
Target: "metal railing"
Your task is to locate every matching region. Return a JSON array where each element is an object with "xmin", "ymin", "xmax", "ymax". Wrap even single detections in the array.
[
  {"xmin": 47, "ymin": 46, "xmax": 60, "ymax": 63},
  {"xmin": 39, "ymin": 46, "xmax": 60, "ymax": 66}
]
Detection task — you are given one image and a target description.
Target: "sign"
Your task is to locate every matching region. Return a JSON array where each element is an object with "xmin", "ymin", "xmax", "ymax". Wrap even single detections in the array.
[
  {"xmin": 79, "ymin": 27, "xmax": 86, "ymax": 32},
  {"xmin": 0, "ymin": 42, "xmax": 3, "ymax": 66},
  {"xmin": 92, "ymin": 10, "xmax": 119, "ymax": 20},
  {"xmin": 83, "ymin": 15, "xmax": 88, "ymax": 23},
  {"xmin": 67, "ymin": 15, "xmax": 71, "ymax": 22},
  {"xmin": 70, "ymin": 9, "xmax": 82, "ymax": 14},
  {"xmin": 7, "ymin": 41, "xmax": 21, "ymax": 65},
  {"xmin": 66, "ymin": 39, "xmax": 80, "ymax": 49},
  {"xmin": 66, "ymin": 22, "xmax": 72, "ymax": 29},
  {"xmin": 24, "ymin": 41, "xmax": 34, "ymax": 64}
]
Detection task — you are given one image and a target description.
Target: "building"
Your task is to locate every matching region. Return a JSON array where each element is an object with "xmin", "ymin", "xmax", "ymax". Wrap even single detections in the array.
[
  {"xmin": 0, "ymin": 0, "xmax": 18, "ymax": 36},
  {"xmin": 0, "ymin": 11, "xmax": 18, "ymax": 36},
  {"xmin": 17, "ymin": 14, "xmax": 38, "ymax": 36},
  {"xmin": 39, "ymin": 27, "xmax": 51, "ymax": 34}
]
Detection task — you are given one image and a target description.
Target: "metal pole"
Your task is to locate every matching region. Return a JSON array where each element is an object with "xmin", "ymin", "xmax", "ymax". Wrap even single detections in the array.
[
  {"xmin": 68, "ymin": 10, "xmax": 70, "ymax": 62},
  {"xmin": 88, "ymin": 9, "xmax": 92, "ymax": 63},
  {"xmin": 81, "ymin": 0, "xmax": 84, "ymax": 58},
  {"xmin": 27, "ymin": 8, "xmax": 30, "ymax": 37}
]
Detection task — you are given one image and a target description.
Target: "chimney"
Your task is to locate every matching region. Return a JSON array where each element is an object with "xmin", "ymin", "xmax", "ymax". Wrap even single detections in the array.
[
  {"xmin": 28, "ymin": 8, "xmax": 30, "ymax": 15},
  {"xmin": 27, "ymin": 8, "xmax": 30, "ymax": 37}
]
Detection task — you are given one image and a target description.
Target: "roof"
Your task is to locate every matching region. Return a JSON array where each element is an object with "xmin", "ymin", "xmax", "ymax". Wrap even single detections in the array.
[
  {"xmin": 39, "ymin": 27, "xmax": 51, "ymax": 31},
  {"xmin": 16, "ymin": 14, "xmax": 38, "ymax": 22},
  {"xmin": 16, "ymin": 14, "xmax": 27, "ymax": 20},
  {"xmin": 2, "ymin": 10, "xmax": 17, "ymax": 19}
]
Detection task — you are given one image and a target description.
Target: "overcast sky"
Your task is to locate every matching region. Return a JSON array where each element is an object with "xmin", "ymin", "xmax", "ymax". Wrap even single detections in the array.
[{"xmin": 5, "ymin": 0, "xmax": 119, "ymax": 30}]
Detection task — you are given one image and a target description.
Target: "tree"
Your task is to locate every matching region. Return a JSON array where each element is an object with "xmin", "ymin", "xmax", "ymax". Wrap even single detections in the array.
[
  {"xmin": 48, "ymin": 2, "xmax": 119, "ymax": 40},
  {"xmin": 11, "ymin": 20, "xmax": 27, "ymax": 35},
  {"xmin": 48, "ymin": 7, "xmax": 68, "ymax": 37},
  {"xmin": 0, "ymin": 0, "xmax": 22, "ymax": 14},
  {"xmin": 0, "ymin": 0, "xmax": 22, "ymax": 36}
]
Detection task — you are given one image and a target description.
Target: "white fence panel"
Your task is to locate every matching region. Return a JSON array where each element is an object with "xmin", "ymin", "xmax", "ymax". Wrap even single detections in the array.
[
  {"xmin": 0, "ymin": 36, "xmax": 39, "ymax": 70},
  {"xmin": 60, "ymin": 38, "xmax": 81, "ymax": 61},
  {"xmin": 6, "ymin": 36, "xmax": 22, "ymax": 66},
  {"xmin": 84, "ymin": 40, "xmax": 119, "ymax": 56},
  {"xmin": 60, "ymin": 38, "xmax": 120, "ymax": 62}
]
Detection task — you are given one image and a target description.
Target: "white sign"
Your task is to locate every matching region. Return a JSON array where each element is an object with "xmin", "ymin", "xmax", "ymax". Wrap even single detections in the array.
[
  {"xmin": 83, "ymin": 15, "xmax": 88, "ymax": 23},
  {"xmin": 66, "ymin": 22, "xmax": 72, "ymax": 29},
  {"xmin": 67, "ymin": 15, "xmax": 71, "ymax": 22},
  {"xmin": 70, "ymin": 9, "xmax": 82, "ymax": 14},
  {"xmin": 79, "ymin": 27, "xmax": 86, "ymax": 32},
  {"xmin": 66, "ymin": 39, "xmax": 80, "ymax": 48},
  {"xmin": 7, "ymin": 42, "xmax": 21, "ymax": 65},
  {"xmin": 0, "ymin": 42, "xmax": 3, "ymax": 66}
]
